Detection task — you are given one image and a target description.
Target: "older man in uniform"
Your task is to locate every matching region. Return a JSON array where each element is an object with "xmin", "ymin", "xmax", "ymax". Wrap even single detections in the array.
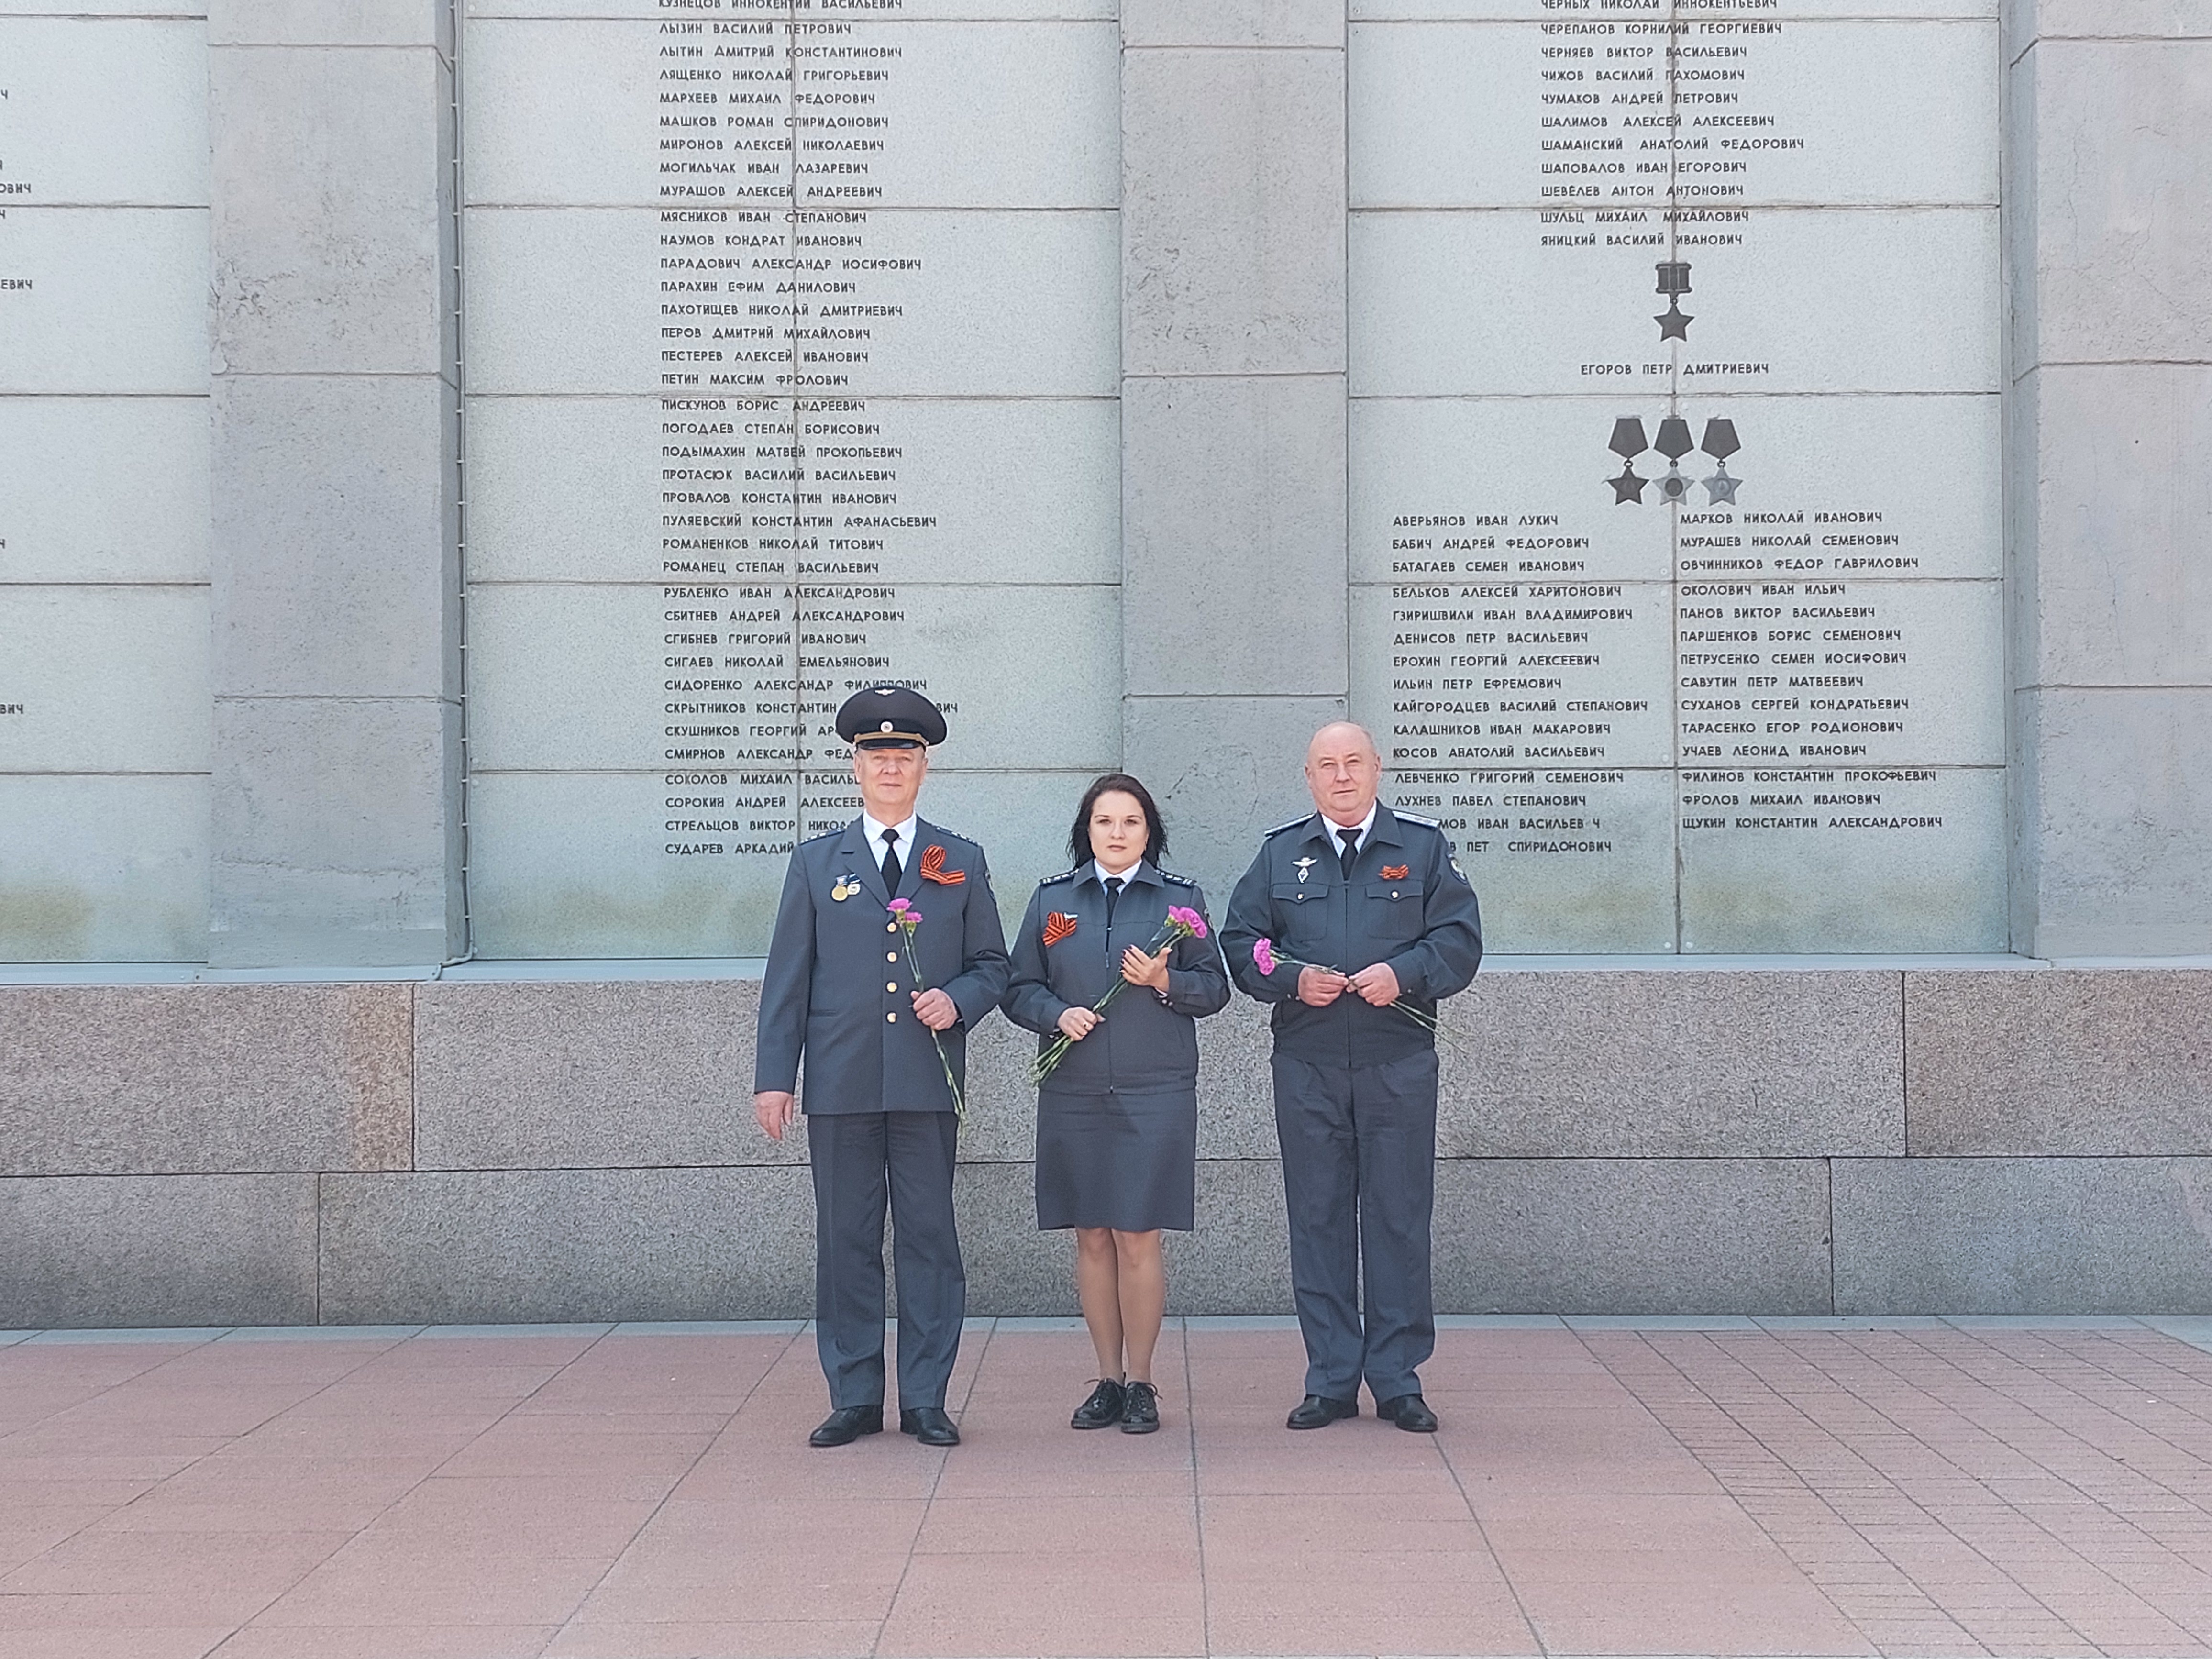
[
  {"xmin": 754, "ymin": 685, "xmax": 1009, "ymax": 1449},
  {"xmin": 1222, "ymin": 721, "xmax": 1482, "ymax": 1433}
]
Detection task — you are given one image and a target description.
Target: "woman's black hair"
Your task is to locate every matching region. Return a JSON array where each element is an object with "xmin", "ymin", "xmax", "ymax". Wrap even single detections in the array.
[{"xmin": 1069, "ymin": 773, "xmax": 1169, "ymax": 869}]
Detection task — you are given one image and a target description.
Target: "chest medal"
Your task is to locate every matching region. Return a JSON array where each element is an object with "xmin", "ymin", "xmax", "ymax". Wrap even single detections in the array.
[{"xmin": 831, "ymin": 877, "xmax": 860, "ymax": 902}]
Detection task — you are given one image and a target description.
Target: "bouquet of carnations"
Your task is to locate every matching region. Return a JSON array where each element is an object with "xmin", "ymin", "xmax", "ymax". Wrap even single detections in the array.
[
  {"xmin": 1031, "ymin": 905, "xmax": 1210, "ymax": 1085},
  {"xmin": 1251, "ymin": 935, "xmax": 1468, "ymax": 1047}
]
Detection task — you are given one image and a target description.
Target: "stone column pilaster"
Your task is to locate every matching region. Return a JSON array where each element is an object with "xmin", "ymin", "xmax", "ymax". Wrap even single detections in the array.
[
  {"xmin": 206, "ymin": 0, "xmax": 465, "ymax": 967},
  {"xmin": 1119, "ymin": 0, "xmax": 1349, "ymax": 898},
  {"xmin": 2005, "ymin": 2, "xmax": 2212, "ymax": 957}
]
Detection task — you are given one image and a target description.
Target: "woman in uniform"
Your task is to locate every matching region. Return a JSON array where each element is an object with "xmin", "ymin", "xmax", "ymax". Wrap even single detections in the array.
[{"xmin": 1004, "ymin": 773, "xmax": 1230, "ymax": 1434}]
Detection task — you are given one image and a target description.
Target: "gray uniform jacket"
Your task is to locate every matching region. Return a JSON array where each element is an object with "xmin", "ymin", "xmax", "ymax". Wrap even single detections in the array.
[
  {"xmin": 754, "ymin": 816, "xmax": 1011, "ymax": 1114},
  {"xmin": 1002, "ymin": 863, "xmax": 1231, "ymax": 1095},
  {"xmin": 1221, "ymin": 806, "xmax": 1483, "ymax": 1068}
]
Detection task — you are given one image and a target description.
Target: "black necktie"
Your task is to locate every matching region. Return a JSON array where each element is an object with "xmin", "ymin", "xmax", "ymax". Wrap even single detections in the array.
[
  {"xmin": 880, "ymin": 827, "xmax": 902, "ymax": 892},
  {"xmin": 1104, "ymin": 876, "xmax": 1124, "ymax": 925},
  {"xmin": 1337, "ymin": 827, "xmax": 1360, "ymax": 879}
]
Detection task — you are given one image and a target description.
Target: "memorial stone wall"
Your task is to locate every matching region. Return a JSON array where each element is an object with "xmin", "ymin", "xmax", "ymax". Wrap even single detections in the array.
[
  {"xmin": 3, "ymin": 1, "xmax": 2212, "ymax": 1324},
  {"xmin": 1350, "ymin": 0, "xmax": 2004, "ymax": 953},
  {"xmin": 0, "ymin": 0, "xmax": 211, "ymax": 962},
  {"xmin": 451, "ymin": 0, "xmax": 2008, "ymax": 959},
  {"xmin": 0, "ymin": 0, "xmax": 2203, "ymax": 973},
  {"xmin": 459, "ymin": 0, "xmax": 1122, "ymax": 957}
]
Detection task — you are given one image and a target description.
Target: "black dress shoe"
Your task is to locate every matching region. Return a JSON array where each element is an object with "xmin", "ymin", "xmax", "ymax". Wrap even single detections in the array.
[
  {"xmin": 1285, "ymin": 1393, "xmax": 1360, "ymax": 1430},
  {"xmin": 1071, "ymin": 1378, "xmax": 1125, "ymax": 1430},
  {"xmin": 1376, "ymin": 1393, "xmax": 1439, "ymax": 1433},
  {"xmin": 808, "ymin": 1405, "xmax": 882, "ymax": 1448},
  {"xmin": 1120, "ymin": 1380, "xmax": 1161, "ymax": 1435},
  {"xmin": 899, "ymin": 1405, "xmax": 961, "ymax": 1447}
]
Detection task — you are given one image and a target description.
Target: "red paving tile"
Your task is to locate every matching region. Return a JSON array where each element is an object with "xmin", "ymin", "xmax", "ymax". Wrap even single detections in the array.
[{"xmin": 20, "ymin": 1323, "xmax": 2212, "ymax": 1654}]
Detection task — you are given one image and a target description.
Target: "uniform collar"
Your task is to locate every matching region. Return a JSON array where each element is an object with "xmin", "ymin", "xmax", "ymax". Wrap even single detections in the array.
[
  {"xmin": 1081, "ymin": 859, "xmax": 1159, "ymax": 892},
  {"xmin": 860, "ymin": 809, "xmax": 918, "ymax": 849},
  {"xmin": 1304, "ymin": 803, "xmax": 1398, "ymax": 847}
]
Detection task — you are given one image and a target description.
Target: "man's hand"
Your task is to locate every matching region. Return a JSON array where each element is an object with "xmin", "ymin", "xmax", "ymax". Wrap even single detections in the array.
[
  {"xmin": 1056, "ymin": 1006, "xmax": 1101, "ymax": 1041},
  {"xmin": 754, "ymin": 1089, "xmax": 798, "ymax": 1141},
  {"xmin": 1297, "ymin": 965, "xmax": 1349, "ymax": 1007},
  {"xmin": 1349, "ymin": 962, "xmax": 1401, "ymax": 1006},
  {"xmin": 912, "ymin": 987, "xmax": 959, "ymax": 1030}
]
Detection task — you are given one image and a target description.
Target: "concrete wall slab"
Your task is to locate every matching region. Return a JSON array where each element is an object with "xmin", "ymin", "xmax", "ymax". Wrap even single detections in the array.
[
  {"xmin": 2015, "ymin": 364, "xmax": 2212, "ymax": 688},
  {"xmin": 209, "ymin": 697, "xmax": 464, "ymax": 968},
  {"xmin": 318, "ymin": 1167, "xmax": 815, "ymax": 1323},
  {"xmin": 210, "ymin": 0, "xmax": 447, "ymax": 48},
  {"xmin": 1443, "ymin": 971, "xmax": 1904, "ymax": 1159},
  {"xmin": 1122, "ymin": 47, "xmax": 1346, "ymax": 377},
  {"xmin": 1434, "ymin": 1158, "xmax": 1836, "ymax": 1316},
  {"xmin": 1835, "ymin": 1157, "xmax": 2212, "ymax": 1314},
  {"xmin": 0, "ymin": 984, "xmax": 411, "ymax": 1175},
  {"xmin": 0, "ymin": 777, "xmax": 210, "ymax": 963},
  {"xmin": 210, "ymin": 44, "xmax": 454, "ymax": 376},
  {"xmin": 0, "ymin": 1174, "xmax": 318, "ymax": 1327},
  {"xmin": 211, "ymin": 374, "xmax": 459, "ymax": 701},
  {"xmin": 2011, "ymin": 687, "xmax": 2212, "ymax": 958},
  {"xmin": 2015, "ymin": 36, "xmax": 2212, "ymax": 367},
  {"xmin": 1123, "ymin": 0, "xmax": 1340, "ymax": 47},
  {"xmin": 415, "ymin": 979, "xmax": 775, "ymax": 1170},
  {"xmin": 1907, "ymin": 970, "xmax": 2212, "ymax": 1155},
  {"xmin": 1122, "ymin": 374, "xmax": 1347, "ymax": 698}
]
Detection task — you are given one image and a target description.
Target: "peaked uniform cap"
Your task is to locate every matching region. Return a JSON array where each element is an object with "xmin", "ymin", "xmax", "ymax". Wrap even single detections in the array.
[{"xmin": 835, "ymin": 684, "xmax": 948, "ymax": 747}]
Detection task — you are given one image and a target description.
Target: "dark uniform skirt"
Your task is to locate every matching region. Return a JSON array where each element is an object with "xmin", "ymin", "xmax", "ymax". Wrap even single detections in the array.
[{"xmin": 1035, "ymin": 1084, "xmax": 1198, "ymax": 1233}]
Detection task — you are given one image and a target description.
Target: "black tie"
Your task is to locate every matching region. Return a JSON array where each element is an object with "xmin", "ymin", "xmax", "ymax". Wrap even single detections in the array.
[
  {"xmin": 1104, "ymin": 876, "xmax": 1124, "ymax": 925},
  {"xmin": 880, "ymin": 827, "xmax": 902, "ymax": 892},
  {"xmin": 1337, "ymin": 827, "xmax": 1360, "ymax": 880}
]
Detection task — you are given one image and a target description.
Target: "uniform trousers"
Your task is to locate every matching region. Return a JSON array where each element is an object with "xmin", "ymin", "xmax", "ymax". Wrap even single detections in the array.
[
  {"xmin": 807, "ymin": 1110, "xmax": 965, "ymax": 1410},
  {"xmin": 1271, "ymin": 1047, "xmax": 1439, "ymax": 1404}
]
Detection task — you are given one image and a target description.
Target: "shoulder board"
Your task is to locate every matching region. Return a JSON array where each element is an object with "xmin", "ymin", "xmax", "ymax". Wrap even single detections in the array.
[
  {"xmin": 1263, "ymin": 815, "xmax": 1315, "ymax": 839},
  {"xmin": 1157, "ymin": 868, "xmax": 1198, "ymax": 887},
  {"xmin": 920, "ymin": 824, "xmax": 977, "ymax": 849},
  {"xmin": 1036, "ymin": 865, "xmax": 1083, "ymax": 887},
  {"xmin": 1393, "ymin": 811, "xmax": 1441, "ymax": 829},
  {"xmin": 797, "ymin": 825, "xmax": 843, "ymax": 848}
]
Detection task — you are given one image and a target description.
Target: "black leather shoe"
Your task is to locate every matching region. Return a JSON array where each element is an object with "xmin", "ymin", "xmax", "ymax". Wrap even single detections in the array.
[
  {"xmin": 1285, "ymin": 1393, "xmax": 1359, "ymax": 1430},
  {"xmin": 808, "ymin": 1405, "xmax": 882, "ymax": 1448},
  {"xmin": 1071, "ymin": 1378, "xmax": 1125, "ymax": 1430},
  {"xmin": 1120, "ymin": 1380, "xmax": 1161, "ymax": 1435},
  {"xmin": 899, "ymin": 1405, "xmax": 961, "ymax": 1447},
  {"xmin": 1377, "ymin": 1393, "xmax": 1439, "ymax": 1433}
]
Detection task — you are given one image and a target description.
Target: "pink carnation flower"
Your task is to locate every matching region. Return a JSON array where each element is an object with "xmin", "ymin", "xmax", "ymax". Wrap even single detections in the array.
[
  {"xmin": 1252, "ymin": 937, "xmax": 1279, "ymax": 975},
  {"xmin": 886, "ymin": 898, "xmax": 912, "ymax": 914},
  {"xmin": 1166, "ymin": 904, "xmax": 1209, "ymax": 940}
]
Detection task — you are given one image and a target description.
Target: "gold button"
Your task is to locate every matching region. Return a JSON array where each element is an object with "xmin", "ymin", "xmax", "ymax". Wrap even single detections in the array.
[
  {"xmin": 886, "ymin": 1011, "xmax": 897, "ymax": 1023},
  {"xmin": 886, "ymin": 922, "xmax": 896, "ymax": 933},
  {"xmin": 887, "ymin": 951, "xmax": 898, "ymax": 962},
  {"xmin": 1393, "ymin": 890, "xmax": 1401, "ymax": 899},
  {"xmin": 886, "ymin": 981, "xmax": 898, "ymax": 992}
]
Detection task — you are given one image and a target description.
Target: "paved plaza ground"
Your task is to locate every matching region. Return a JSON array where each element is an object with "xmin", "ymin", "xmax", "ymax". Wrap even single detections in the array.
[{"xmin": 10, "ymin": 1317, "xmax": 2212, "ymax": 1658}]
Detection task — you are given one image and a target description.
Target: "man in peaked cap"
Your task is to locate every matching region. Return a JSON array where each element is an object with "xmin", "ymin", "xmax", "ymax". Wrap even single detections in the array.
[{"xmin": 754, "ymin": 685, "xmax": 1010, "ymax": 1448}]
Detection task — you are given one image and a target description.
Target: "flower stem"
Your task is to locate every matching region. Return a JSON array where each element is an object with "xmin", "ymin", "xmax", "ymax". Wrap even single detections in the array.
[{"xmin": 902, "ymin": 931, "xmax": 969, "ymax": 1128}]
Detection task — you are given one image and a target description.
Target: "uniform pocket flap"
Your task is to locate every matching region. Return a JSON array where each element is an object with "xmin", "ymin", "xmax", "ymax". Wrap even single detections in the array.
[{"xmin": 1365, "ymin": 879, "xmax": 1425, "ymax": 901}]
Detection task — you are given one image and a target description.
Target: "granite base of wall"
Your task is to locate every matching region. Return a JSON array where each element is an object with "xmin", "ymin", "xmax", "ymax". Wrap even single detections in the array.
[{"xmin": 6, "ymin": 967, "xmax": 2212, "ymax": 1325}]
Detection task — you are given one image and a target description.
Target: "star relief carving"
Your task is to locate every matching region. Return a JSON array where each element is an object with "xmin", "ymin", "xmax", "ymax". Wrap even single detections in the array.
[{"xmin": 1610, "ymin": 468, "xmax": 1648, "ymax": 505}]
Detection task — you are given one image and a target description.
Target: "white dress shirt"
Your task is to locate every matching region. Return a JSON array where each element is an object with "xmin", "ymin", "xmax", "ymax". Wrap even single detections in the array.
[
  {"xmin": 861, "ymin": 810, "xmax": 918, "ymax": 876},
  {"xmin": 1320, "ymin": 802, "xmax": 1379, "ymax": 862}
]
